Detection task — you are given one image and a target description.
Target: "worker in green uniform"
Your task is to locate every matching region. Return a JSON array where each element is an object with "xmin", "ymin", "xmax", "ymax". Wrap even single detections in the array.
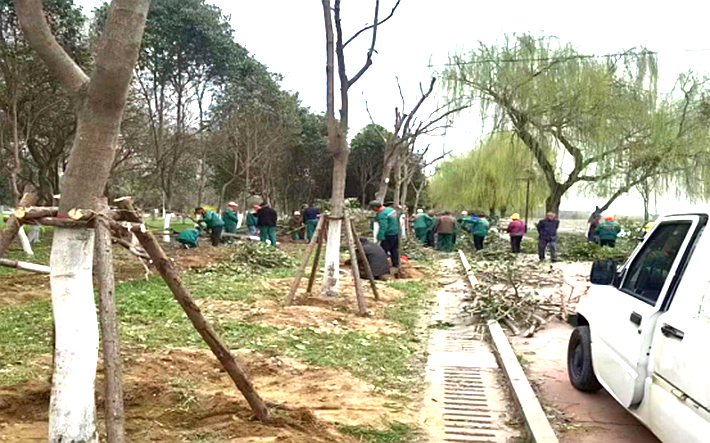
[
  {"xmin": 177, "ymin": 226, "xmax": 201, "ymax": 249},
  {"xmin": 370, "ymin": 200, "xmax": 400, "ymax": 268},
  {"xmin": 413, "ymin": 209, "xmax": 431, "ymax": 244},
  {"xmin": 195, "ymin": 207, "xmax": 224, "ymax": 246},
  {"xmin": 595, "ymin": 216, "xmax": 621, "ymax": 247},
  {"xmin": 246, "ymin": 205, "xmax": 260, "ymax": 236},
  {"xmin": 222, "ymin": 202, "xmax": 239, "ymax": 244},
  {"xmin": 471, "ymin": 214, "xmax": 490, "ymax": 251},
  {"xmin": 303, "ymin": 204, "xmax": 320, "ymax": 240}
]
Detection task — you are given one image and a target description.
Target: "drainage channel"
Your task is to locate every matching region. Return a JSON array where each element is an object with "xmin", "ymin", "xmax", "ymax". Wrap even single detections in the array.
[{"xmin": 420, "ymin": 258, "xmax": 519, "ymax": 443}]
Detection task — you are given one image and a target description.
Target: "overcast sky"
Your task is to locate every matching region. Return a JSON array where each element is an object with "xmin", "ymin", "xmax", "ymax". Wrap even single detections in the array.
[{"xmin": 77, "ymin": 0, "xmax": 710, "ymax": 215}]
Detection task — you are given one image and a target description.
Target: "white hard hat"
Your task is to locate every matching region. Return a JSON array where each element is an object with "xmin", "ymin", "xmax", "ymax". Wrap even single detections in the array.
[
  {"xmin": 294, "ymin": 211, "xmax": 301, "ymax": 215},
  {"xmin": 461, "ymin": 211, "xmax": 468, "ymax": 216},
  {"xmin": 228, "ymin": 201, "xmax": 238, "ymax": 207},
  {"xmin": 417, "ymin": 209, "xmax": 423, "ymax": 214}
]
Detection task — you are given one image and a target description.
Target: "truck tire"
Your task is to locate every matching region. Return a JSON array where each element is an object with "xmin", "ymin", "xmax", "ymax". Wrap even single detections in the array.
[{"xmin": 567, "ymin": 326, "xmax": 603, "ymax": 392}]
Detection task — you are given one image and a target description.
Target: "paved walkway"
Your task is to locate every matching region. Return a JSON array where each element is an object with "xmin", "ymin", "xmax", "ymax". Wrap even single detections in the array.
[
  {"xmin": 511, "ymin": 322, "xmax": 660, "ymax": 443},
  {"xmin": 419, "ymin": 258, "xmax": 519, "ymax": 443}
]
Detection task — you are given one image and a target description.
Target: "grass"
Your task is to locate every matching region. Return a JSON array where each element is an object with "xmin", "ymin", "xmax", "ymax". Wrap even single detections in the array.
[
  {"xmin": 338, "ymin": 421, "xmax": 421, "ymax": 443},
  {"xmin": 0, "ymin": 244, "xmax": 435, "ymax": 400}
]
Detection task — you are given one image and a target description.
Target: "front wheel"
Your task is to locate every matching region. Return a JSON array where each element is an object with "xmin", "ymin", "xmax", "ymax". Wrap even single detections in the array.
[{"xmin": 567, "ymin": 325, "xmax": 603, "ymax": 392}]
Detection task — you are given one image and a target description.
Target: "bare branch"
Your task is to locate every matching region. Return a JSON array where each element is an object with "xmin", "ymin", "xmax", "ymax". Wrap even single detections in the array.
[
  {"xmin": 15, "ymin": 0, "xmax": 89, "ymax": 96},
  {"xmin": 343, "ymin": 0, "xmax": 401, "ymax": 48},
  {"xmin": 396, "ymin": 76, "xmax": 405, "ymax": 110},
  {"xmin": 348, "ymin": 0, "xmax": 380, "ymax": 88}
]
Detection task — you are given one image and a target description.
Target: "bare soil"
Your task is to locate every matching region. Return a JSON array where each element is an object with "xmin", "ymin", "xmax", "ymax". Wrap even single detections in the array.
[
  {"xmin": 204, "ymin": 278, "xmax": 407, "ymax": 335},
  {"xmin": 0, "ymin": 347, "xmax": 414, "ymax": 442}
]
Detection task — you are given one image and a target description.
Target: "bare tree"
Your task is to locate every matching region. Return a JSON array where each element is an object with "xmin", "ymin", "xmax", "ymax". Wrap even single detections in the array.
[
  {"xmin": 371, "ymin": 77, "xmax": 466, "ymax": 203},
  {"xmin": 15, "ymin": 0, "xmax": 150, "ymax": 442},
  {"xmin": 320, "ymin": 0, "xmax": 400, "ymax": 296}
]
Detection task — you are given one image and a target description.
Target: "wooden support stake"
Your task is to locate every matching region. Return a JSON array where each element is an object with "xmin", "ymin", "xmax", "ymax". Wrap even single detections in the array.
[
  {"xmin": 286, "ymin": 215, "xmax": 326, "ymax": 305},
  {"xmin": 0, "ymin": 188, "xmax": 38, "ymax": 256},
  {"xmin": 94, "ymin": 214, "xmax": 125, "ymax": 443},
  {"xmin": 13, "ymin": 206, "xmax": 58, "ymax": 220},
  {"xmin": 350, "ymin": 218, "xmax": 379, "ymax": 300},
  {"xmin": 344, "ymin": 215, "xmax": 368, "ymax": 316},
  {"xmin": 114, "ymin": 197, "xmax": 270, "ymax": 422},
  {"xmin": 0, "ymin": 257, "xmax": 50, "ymax": 274},
  {"xmin": 306, "ymin": 217, "xmax": 327, "ymax": 295}
]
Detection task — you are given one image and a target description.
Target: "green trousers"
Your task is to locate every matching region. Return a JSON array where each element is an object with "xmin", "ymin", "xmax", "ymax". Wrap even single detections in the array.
[
  {"xmin": 438, "ymin": 233, "xmax": 454, "ymax": 252},
  {"xmin": 415, "ymin": 227, "xmax": 428, "ymax": 243},
  {"xmin": 306, "ymin": 219, "xmax": 318, "ymax": 240},
  {"xmin": 260, "ymin": 226, "xmax": 277, "ymax": 246}
]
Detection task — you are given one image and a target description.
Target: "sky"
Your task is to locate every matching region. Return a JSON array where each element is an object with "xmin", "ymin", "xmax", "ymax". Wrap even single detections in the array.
[{"xmin": 76, "ymin": 0, "xmax": 710, "ymax": 215}]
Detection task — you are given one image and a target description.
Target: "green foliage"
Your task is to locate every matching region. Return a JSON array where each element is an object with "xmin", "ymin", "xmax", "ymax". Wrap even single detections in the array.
[
  {"xmin": 399, "ymin": 236, "xmax": 434, "ymax": 262},
  {"xmin": 557, "ymin": 233, "xmax": 637, "ymax": 262},
  {"xmin": 347, "ymin": 124, "xmax": 389, "ymax": 205},
  {"xmin": 199, "ymin": 242, "xmax": 299, "ymax": 274},
  {"xmin": 338, "ymin": 421, "xmax": 421, "ymax": 443},
  {"xmin": 429, "ymin": 132, "xmax": 547, "ymax": 214},
  {"xmin": 443, "ymin": 34, "xmax": 710, "ymax": 212}
]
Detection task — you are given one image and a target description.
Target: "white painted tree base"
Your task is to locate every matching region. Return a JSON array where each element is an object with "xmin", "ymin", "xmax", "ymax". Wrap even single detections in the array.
[
  {"xmin": 49, "ymin": 228, "xmax": 99, "ymax": 443},
  {"xmin": 321, "ymin": 219, "xmax": 342, "ymax": 297}
]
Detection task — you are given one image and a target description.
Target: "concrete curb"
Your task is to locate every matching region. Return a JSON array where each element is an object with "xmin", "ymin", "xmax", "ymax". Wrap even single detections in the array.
[
  {"xmin": 457, "ymin": 249, "xmax": 559, "ymax": 443},
  {"xmin": 488, "ymin": 320, "xmax": 559, "ymax": 443},
  {"xmin": 457, "ymin": 249, "xmax": 479, "ymax": 286}
]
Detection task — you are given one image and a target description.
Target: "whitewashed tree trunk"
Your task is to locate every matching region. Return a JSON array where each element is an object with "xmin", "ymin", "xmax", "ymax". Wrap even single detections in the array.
[
  {"xmin": 18, "ymin": 226, "xmax": 34, "ymax": 256},
  {"xmin": 373, "ymin": 221, "xmax": 379, "ymax": 242},
  {"xmin": 162, "ymin": 213, "xmax": 172, "ymax": 243},
  {"xmin": 322, "ymin": 219, "xmax": 342, "ymax": 296},
  {"xmin": 49, "ymin": 228, "xmax": 99, "ymax": 443}
]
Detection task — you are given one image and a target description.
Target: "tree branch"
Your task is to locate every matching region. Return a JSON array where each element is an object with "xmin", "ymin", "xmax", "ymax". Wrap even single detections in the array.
[
  {"xmin": 15, "ymin": 0, "xmax": 89, "ymax": 97},
  {"xmin": 343, "ymin": 0, "xmax": 400, "ymax": 48},
  {"xmin": 347, "ymin": 0, "xmax": 380, "ymax": 88}
]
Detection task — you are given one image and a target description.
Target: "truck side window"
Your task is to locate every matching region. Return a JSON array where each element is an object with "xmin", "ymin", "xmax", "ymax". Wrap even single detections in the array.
[{"xmin": 621, "ymin": 222, "xmax": 691, "ymax": 305}]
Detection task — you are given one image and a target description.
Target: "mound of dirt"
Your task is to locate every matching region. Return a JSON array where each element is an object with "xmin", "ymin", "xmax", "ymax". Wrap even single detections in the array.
[{"xmin": 0, "ymin": 347, "xmax": 414, "ymax": 442}]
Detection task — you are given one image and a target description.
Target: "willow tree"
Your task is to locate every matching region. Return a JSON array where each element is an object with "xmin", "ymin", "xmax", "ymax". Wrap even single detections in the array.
[
  {"xmin": 429, "ymin": 132, "xmax": 548, "ymax": 215},
  {"xmin": 443, "ymin": 34, "xmax": 669, "ymax": 213},
  {"xmin": 15, "ymin": 0, "xmax": 150, "ymax": 441}
]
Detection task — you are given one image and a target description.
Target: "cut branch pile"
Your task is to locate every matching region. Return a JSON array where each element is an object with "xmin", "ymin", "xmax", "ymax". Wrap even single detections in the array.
[{"xmin": 463, "ymin": 256, "xmax": 584, "ymax": 337}]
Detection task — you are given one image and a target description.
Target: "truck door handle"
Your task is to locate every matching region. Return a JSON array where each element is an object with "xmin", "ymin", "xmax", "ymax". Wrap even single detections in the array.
[
  {"xmin": 630, "ymin": 312, "xmax": 642, "ymax": 326},
  {"xmin": 661, "ymin": 324, "xmax": 685, "ymax": 341}
]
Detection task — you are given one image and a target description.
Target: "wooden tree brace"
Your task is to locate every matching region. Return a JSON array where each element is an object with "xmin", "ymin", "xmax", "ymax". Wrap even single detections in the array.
[
  {"xmin": 0, "ymin": 189, "xmax": 38, "ymax": 257},
  {"xmin": 0, "ymin": 257, "xmax": 50, "ymax": 274},
  {"xmin": 306, "ymin": 217, "xmax": 328, "ymax": 295},
  {"xmin": 344, "ymin": 215, "xmax": 368, "ymax": 316},
  {"xmin": 112, "ymin": 196, "xmax": 270, "ymax": 422},
  {"xmin": 285, "ymin": 215, "xmax": 326, "ymax": 305}
]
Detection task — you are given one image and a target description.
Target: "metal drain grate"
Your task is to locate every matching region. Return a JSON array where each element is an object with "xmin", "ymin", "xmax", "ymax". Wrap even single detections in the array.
[{"xmin": 442, "ymin": 366, "xmax": 502, "ymax": 443}]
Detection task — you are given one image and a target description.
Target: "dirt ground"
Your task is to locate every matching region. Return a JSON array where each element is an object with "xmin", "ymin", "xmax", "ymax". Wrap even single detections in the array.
[
  {"xmin": 0, "ymin": 241, "xmax": 426, "ymax": 442},
  {"xmin": 0, "ymin": 347, "xmax": 416, "ymax": 442}
]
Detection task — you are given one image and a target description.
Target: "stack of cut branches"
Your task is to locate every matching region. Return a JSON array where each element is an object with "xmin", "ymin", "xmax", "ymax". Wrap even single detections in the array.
[{"xmin": 463, "ymin": 257, "xmax": 583, "ymax": 337}]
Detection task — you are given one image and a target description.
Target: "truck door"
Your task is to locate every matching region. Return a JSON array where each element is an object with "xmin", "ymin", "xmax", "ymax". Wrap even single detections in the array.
[{"xmin": 592, "ymin": 217, "xmax": 700, "ymax": 408}]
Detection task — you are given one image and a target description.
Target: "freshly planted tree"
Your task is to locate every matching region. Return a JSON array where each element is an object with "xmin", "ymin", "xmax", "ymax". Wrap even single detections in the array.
[
  {"xmin": 14, "ymin": 0, "xmax": 150, "ymax": 441},
  {"xmin": 320, "ymin": 0, "xmax": 400, "ymax": 296}
]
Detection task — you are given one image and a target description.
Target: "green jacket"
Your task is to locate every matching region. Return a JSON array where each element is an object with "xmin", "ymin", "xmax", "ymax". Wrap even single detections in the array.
[
  {"xmin": 413, "ymin": 213, "xmax": 431, "ymax": 229},
  {"xmin": 200, "ymin": 210, "xmax": 224, "ymax": 229},
  {"xmin": 472, "ymin": 218, "xmax": 490, "ymax": 237},
  {"xmin": 458, "ymin": 216, "xmax": 475, "ymax": 232},
  {"xmin": 177, "ymin": 228, "xmax": 200, "ymax": 247},
  {"xmin": 222, "ymin": 208, "xmax": 238, "ymax": 232},
  {"xmin": 595, "ymin": 221, "xmax": 621, "ymax": 240},
  {"xmin": 246, "ymin": 211, "xmax": 258, "ymax": 227},
  {"xmin": 376, "ymin": 207, "xmax": 399, "ymax": 240}
]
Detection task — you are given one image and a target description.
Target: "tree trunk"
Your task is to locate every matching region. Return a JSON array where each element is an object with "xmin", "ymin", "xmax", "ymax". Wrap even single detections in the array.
[
  {"xmin": 15, "ymin": 1, "xmax": 150, "ymax": 441},
  {"xmin": 322, "ymin": 142, "xmax": 346, "ymax": 296},
  {"xmin": 10, "ymin": 89, "xmax": 21, "ymax": 205},
  {"xmin": 375, "ymin": 162, "xmax": 393, "ymax": 203},
  {"xmin": 545, "ymin": 185, "xmax": 565, "ymax": 214}
]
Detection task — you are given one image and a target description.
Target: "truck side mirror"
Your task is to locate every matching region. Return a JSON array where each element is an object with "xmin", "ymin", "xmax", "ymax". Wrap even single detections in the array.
[{"xmin": 590, "ymin": 259, "xmax": 618, "ymax": 285}]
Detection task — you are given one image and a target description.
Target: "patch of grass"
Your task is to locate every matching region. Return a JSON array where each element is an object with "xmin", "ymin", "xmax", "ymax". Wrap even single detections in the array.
[
  {"xmin": 384, "ymin": 280, "xmax": 435, "ymax": 332},
  {"xmin": 0, "ymin": 299, "xmax": 54, "ymax": 384},
  {"xmin": 219, "ymin": 321, "xmax": 422, "ymax": 397},
  {"xmin": 338, "ymin": 421, "xmax": 421, "ymax": 443}
]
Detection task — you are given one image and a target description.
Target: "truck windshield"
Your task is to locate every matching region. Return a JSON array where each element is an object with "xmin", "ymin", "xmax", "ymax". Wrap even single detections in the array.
[{"xmin": 621, "ymin": 222, "xmax": 691, "ymax": 305}]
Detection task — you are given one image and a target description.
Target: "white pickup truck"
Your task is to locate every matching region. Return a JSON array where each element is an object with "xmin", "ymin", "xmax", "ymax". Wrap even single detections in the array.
[{"xmin": 568, "ymin": 212, "xmax": 710, "ymax": 443}]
